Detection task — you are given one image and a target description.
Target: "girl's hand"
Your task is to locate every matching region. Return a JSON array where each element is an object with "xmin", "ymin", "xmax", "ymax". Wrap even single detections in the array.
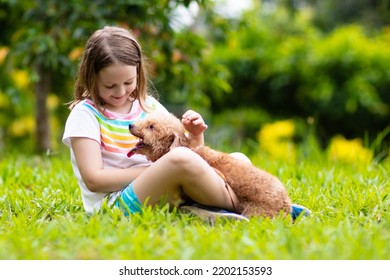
[{"xmin": 181, "ymin": 110, "xmax": 208, "ymax": 146}]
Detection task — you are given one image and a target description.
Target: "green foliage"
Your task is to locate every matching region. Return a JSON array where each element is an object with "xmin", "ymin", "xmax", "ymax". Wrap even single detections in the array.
[
  {"xmin": 206, "ymin": 4, "xmax": 390, "ymax": 148},
  {"xmin": 206, "ymin": 107, "xmax": 271, "ymax": 153},
  {"xmin": 0, "ymin": 0, "xmax": 227, "ymax": 154},
  {"xmin": 306, "ymin": 0, "xmax": 390, "ymax": 30},
  {"xmin": 1, "ymin": 150, "xmax": 390, "ymax": 259},
  {"xmin": 145, "ymin": 28, "xmax": 231, "ymax": 114},
  {"xmin": 1, "ymin": 0, "xmax": 390, "ymax": 157}
]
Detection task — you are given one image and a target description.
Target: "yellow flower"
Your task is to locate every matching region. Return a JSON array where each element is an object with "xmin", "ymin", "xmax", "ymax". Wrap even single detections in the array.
[
  {"xmin": 0, "ymin": 46, "xmax": 9, "ymax": 64},
  {"xmin": 9, "ymin": 116, "xmax": 35, "ymax": 137},
  {"xmin": 258, "ymin": 119, "xmax": 296, "ymax": 161},
  {"xmin": 327, "ymin": 135, "xmax": 373, "ymax": 164},
  {"xmin": 68, "ymin": 47, "xmax": 83, "ymax": 61},
  {"xmin": 11, "ymin": 70, "xmax": 29, "ymax": 90},
  {"xmin": 47, "ymin": 94, "xmax": 59, "ymax": 111},
  {"xmin": 0, "ymin": 91, "xmax": 10, "ymax": 108},
  {"xmin": 259, "ymin": 120, "xmax": 295, "ymax": 141}
]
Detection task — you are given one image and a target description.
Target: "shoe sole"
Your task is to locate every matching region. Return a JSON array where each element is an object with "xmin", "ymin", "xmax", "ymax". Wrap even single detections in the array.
[{"xmin": 180, "ymin": 205, "xmax": 250, "ymax": 223}]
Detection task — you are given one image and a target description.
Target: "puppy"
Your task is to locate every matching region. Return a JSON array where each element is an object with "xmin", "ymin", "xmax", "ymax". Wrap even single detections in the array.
[{"xmin": 128, "ymin": 112, "xmax": 292, "ymax": 218}]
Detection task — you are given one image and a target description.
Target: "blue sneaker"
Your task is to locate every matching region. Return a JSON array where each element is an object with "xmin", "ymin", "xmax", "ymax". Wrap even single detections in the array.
[{"xmin": 291, "ymin": 204, "xmax": 311, "ymax": 221}]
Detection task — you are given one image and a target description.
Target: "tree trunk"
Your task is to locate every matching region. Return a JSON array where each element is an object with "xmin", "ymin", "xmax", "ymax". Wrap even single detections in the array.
[{"xmin": 34, "ymin": 62, "xmax": 51, "ymax": 153}]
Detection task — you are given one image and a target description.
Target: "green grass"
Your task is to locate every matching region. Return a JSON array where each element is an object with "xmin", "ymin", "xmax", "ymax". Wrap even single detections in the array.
[{"xmin": 0, "ymin": 151, "xmax": 389, "ymax": 260}]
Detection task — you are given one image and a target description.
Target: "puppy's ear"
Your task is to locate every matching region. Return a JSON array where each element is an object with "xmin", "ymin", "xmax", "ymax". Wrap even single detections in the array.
[{"xmin": 169, "ymin": 132, "xmax": 188, "ymax": 150}]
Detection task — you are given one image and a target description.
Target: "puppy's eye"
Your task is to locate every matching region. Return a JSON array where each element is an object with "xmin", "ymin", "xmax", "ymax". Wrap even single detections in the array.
[{"xmin": 149, "ymin": 124, "xmax": 154, "ymax": 130}]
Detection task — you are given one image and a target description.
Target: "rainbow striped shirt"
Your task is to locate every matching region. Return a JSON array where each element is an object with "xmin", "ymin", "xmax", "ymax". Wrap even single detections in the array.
[{"xmin": 83, "ymin": 97, "xmax": 166, "ymax": 156}]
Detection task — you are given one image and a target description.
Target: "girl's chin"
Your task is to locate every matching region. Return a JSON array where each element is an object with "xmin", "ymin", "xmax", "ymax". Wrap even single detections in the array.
[
  {"xmin": 104, "ymin": 97, "xmax": 132, "ymax": 112},
  {"xmin": 112, "ymin": 95, "xmax": 127, "ymax": 102},
  {"xmin": 110, "ymin": 95, "xmax": 130, "ymax": 104}
]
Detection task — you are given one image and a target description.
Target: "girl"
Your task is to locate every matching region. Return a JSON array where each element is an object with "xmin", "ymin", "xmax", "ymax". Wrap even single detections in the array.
[{"xmin": 62, "ymin": 26, "xmax": 247, "ymax": 221}]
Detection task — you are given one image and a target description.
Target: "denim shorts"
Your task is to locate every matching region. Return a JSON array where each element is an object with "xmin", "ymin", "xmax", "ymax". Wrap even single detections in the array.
[{"xmin": 115, "ymin": 182, "xmax": 142, "ymax": 216}]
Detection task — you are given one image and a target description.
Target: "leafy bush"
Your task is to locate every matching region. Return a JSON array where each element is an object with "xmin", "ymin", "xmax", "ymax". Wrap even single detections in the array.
[{"xmin": 206, "ymin": 4, "xmax": 390, "ymax": 154}]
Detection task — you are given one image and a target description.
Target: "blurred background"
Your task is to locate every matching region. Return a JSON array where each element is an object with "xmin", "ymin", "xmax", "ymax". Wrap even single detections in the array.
[{"xmin": 0, "ymin": 0, "xmax": 389, "ymax": 163}]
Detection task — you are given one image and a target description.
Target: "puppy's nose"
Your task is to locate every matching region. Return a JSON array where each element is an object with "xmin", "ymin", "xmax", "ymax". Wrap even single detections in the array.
[{"xmin": 129, "ymin": 123, "xmax": 133, "ymax": 129}]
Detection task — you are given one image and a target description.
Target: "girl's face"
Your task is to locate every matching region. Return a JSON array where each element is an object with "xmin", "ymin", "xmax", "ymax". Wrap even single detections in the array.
[{"xmin": 97, "ymin": 63, "xmax": 137, "ymax": 113}]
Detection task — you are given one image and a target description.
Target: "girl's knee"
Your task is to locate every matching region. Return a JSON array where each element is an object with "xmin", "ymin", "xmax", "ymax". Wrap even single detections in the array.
[
  {"xmin": 164, "ymin": 147, "xmax": 205, "ymax": 175},
  {"xmin": 229, "ymin": 152, "xmax": 252, "ymax": 164},
  {"xmin": 166, "ymin": 147, "xmax": 193, "ymax": 162}
]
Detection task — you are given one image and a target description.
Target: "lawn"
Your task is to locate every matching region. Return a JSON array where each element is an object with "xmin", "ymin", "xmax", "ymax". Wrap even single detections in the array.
[{"xmin": 0, "ymin": 150, "xmax": 389, "ymax": 260}]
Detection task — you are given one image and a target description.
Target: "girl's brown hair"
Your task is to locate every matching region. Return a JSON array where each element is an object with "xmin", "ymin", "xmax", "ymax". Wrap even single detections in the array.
[{"xmin": 70, "ymin": 26, "xmax": 152, "ymax": 115}]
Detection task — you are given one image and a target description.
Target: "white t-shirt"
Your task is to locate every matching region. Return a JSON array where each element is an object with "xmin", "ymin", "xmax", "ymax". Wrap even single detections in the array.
[{"xmin": 62, "ymin": 96, "xmax": 168, "ymax": 214}]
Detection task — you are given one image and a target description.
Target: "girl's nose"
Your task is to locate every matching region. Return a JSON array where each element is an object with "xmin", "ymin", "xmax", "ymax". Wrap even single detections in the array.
[{"xmin": 119, "ymin": 85, "xmax": 127, "ymax": 95}]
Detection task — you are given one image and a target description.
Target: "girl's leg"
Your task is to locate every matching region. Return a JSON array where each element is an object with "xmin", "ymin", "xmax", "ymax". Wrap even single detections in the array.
[{"xmin": 131, "ymin": 147, "xmax": 238, "ymax": 211}]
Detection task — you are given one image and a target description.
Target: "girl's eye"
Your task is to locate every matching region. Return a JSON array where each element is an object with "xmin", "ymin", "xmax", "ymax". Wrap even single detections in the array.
[{"xmin": 105, "ymin": 85, "xmax": 114, "ymax": 89}]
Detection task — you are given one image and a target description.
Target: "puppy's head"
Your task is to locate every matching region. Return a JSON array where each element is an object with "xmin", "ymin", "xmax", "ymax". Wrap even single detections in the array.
[{"xmin": 127, "ymin": 112, "xmax": 189, "ymax": 162}]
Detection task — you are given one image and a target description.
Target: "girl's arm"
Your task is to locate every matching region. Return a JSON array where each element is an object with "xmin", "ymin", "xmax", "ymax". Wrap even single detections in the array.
[
  {"xmin": 71, "ymin": 137, "xmax": 148, "ymax": 193},
  {"xmin": 181, "ymin": 110, "xmax": 208, "ymax": 147}
]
